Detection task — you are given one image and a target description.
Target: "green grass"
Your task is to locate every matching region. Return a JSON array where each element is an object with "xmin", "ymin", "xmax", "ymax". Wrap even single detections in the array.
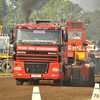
[{"xmin": 0, "ymin": 73, "xmax": 13, "ymax": 76}]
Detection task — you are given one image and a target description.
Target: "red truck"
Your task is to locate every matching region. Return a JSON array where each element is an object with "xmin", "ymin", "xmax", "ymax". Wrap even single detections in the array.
[
  {"xmin": 10, "ymin": 20, "xmax": 71, "ymax": 86},
  {"xmin": 66, "ymin": 21, "xmax": 94, "ymax": 86}
]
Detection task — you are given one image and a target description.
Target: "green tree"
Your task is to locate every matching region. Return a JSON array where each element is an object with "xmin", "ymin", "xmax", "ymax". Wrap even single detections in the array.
[
  {"xmin": 2, "ymin": 0, "xmax": 100, "ymax": 42},
  {"xmin": 3, "ymin": 0, "xmax": 24, "ymax": 34},
  {"xmin": 81, "ymin": 10, "xmax": 100, "ymax": 41},
  {"xmin": 30, "ymin": 0, "xmax": 83, "ymax": 24},
  {"xmin": 0, "ymin": 0, "xmax": 7, "ymax": 17},
  {"xmin": 61, "ymin": 0, "xmax": 83, "ymax": 21}
]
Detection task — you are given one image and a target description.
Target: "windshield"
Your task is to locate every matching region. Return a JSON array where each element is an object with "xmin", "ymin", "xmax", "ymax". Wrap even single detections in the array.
[
  {"xmin": 16, "ymin": 29, "xmax": 60, "ymax": 45},
  {"xmin": 68, "ymin": 31, "xmax": 82, "ymax": 40},
  {"xmin": 0, "ymin": 36, "xmax": 9, "ymax": 55}
]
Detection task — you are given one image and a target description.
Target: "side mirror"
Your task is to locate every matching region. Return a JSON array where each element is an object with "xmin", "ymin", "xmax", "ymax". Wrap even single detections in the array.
[
  {"xmin": 10, "ymin": 29, "xmax": 14, "ymax": 44},
  {"xmin": 64, "ymin": 34, "xmax": 68, "ymax": 42},
  {"xmin": 10, "ymin": 29, "xmax": 14, "ymax": 33},
  {"xmin": 83, "ymin": 43, "xmax": 88, "ymax": 46}
]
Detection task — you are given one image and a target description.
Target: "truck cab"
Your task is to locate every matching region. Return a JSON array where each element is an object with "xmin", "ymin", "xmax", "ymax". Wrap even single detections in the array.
[
  {"xmin": 12, "ymin": 20, "xmax": 71, "ymax": 86},
  {"xmin": 65, "ymin": 21, "xmax": 94, "ymax": 86},
  {"xmin": 66, "ymin": 21, "xmax": 87, "ymax": 64}
]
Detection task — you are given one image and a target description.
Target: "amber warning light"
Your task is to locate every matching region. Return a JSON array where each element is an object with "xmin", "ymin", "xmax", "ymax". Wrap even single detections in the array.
[{"xmin": 0, "ymin": 24, "xmax": 3, "ymax": 29}]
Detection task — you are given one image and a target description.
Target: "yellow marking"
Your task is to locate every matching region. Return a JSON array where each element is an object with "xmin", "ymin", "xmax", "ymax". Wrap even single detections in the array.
[
  {"xmin": 75, "ymin": 52, "xmax": 85, "ymax": 59},
  {"xmin": 0, "ymin": 55, "xmax": 12, "ymax": 58}
]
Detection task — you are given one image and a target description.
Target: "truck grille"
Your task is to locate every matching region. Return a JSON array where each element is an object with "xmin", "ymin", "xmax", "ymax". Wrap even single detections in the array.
[
  {"xmin": 16, "ymin": 51, "xmax": 58, "ymax": 62},
  {"xmin": 24, "ymin": 62, "xmax": 49, "ymax": 74}
]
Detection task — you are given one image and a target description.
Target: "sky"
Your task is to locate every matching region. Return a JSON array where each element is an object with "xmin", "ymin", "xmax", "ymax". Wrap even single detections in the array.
[
  {"xmin": 6, "ymin": 0, "xmax": 100, "ymax": 11},
  {"xmin": 70, "ymin": 0, "xmax": 100, "ymax": 11}
]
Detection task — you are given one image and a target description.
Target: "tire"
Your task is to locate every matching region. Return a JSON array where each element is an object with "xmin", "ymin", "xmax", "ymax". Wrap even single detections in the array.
[
  {"xmin": 80, "ymin": 73, "xmax": 85, "ymax": 86},
  {"xmin": 1, "ymin": 60, "xmax": 13, "ymax": 73},
  {"xmin": 55, "ymin": 80, "xmax": 64, "ymax": 86},
  {"xmin": 70, "ymin": 74, "xmax": 73, "ymax": 86},
  {"xmin": 80, "ymin": 73, "xmax": 85, "ymax": 81},
  {"xmin": 64, "ymin": 79, "xmax": 71, "ymax": 86},
  {"xmin": 28, "ymin": 80, "xmax": 39, "ymax": 85},
  {"xmin": 88, "ymin": 67, "xmax": 94, "ymax": 87},
  {"xmin": 28, "ymin": 80, "xmax": 33, "ymax": 85},
  {"xmin": 33, "ymin": 80, "xmax": 39, "ymax": 85},
  {"xmin": 16, "ymin": 79, "xmax": 23, "ymax": 85},
  {"xmin": 70, "ymin": 69, "xmax": 73, "ymax": 86}
]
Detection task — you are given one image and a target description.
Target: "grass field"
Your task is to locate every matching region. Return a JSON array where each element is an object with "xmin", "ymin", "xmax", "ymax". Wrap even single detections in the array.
[{"xmin": 0, "ymin": 73, "xmax": 13, "ymax": 76}]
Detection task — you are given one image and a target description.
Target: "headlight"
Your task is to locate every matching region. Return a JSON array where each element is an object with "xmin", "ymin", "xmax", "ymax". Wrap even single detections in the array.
[
  {"xmin": 14, "ymin": 67, "xmax": 21, "ymax": 70},
  {"xmin": 52, "ymin": 68, "xmax": 60, "ymax": 71}
]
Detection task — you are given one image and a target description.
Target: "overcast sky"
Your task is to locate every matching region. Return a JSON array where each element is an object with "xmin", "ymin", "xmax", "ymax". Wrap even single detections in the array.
[
  {"xmin": 6, "ymin": 0, "xmax": 100, "ymax": 11},
  {"xmin": 70, "ymin": 0, "xmax": 100, "ymax": 11}
]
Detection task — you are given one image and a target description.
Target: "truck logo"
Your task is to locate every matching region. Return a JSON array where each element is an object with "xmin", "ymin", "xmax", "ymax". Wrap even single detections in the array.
[
  {"xmin": 17, "ymin": 46, "xmax": 57, "ymax": 51},
  {"xmin": 17, "ymin": 51, "xmax": 26, "ymax": 54},
  {"xmin": 48, "ymin": 52, "xmax": 57, "ymax": 55},
  {"xmin": 18, "ymin": 46, "xmax": 27, "ymax": 50},
  {"xmin": 68, "ymin": 45, "xmax": 82, "ymax": 50}
]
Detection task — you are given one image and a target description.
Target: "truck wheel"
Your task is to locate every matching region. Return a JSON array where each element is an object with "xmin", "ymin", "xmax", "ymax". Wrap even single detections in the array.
[
  {"xmin": 33, "ymin": 80, "xmax": 39, "ymax": 85},
  {"xmin": 60, "ymin": 81, "xmax": 64, "ymax": 86},
  {"xmin": 28, "ymin": 80, "xmax": 39, "ymax": 85},
  {"xmin": 1, "ymin": 60, "xmax": 13, "ymax": 73},
  {"xmin": 80, "ymin": 73, "xmax": 85, "ymax": 86},
  {"xmin": 16, "ymin": 79, "xmax": 23, "ymax": 85},
  {"xmin": 70, "ymin": 68, "xmax": 74, "ymax": 86},
  {"xmin": 55, "ymin": 80, "xmax": 64, "ymax": 86},
  {"xmin": 80, "ymin": 73, "xmax": 85, "ymax": 81},
  {"xmin": 28, "ymin": 80, "xmax": 33, "ymax": 85},
  {"xmin": 70, "ymin": 74, "xmax": 73, "ymax": 86},
  {"xmin": 88, "ymin": 67, "xmax": 94, "ymax": 87}
]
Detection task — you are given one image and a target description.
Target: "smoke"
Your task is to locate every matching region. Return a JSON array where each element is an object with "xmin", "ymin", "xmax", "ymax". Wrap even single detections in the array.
[
  {"xmin": 70, "ymin": 0, "xmax": 100, "ymax": 11},
  {"xmin": 21, "ymin": 0, "xmax": 39, "ymax": 23}
]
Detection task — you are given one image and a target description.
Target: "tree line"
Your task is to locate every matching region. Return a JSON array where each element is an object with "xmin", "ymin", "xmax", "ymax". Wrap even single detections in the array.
[{"xmin": 0, "ymin": 0, "xmax": 100, "ymax": 41}]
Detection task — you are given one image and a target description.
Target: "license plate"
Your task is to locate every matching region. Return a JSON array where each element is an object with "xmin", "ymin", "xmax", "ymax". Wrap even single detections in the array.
[{"xmin": 31, "ymin": 75, "xmax": 42, "ymax": 78}]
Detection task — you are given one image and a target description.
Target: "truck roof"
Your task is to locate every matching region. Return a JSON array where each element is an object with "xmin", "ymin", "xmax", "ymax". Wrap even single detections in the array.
[{"xmin": 16, "ymin": 24, "xmax": 61, "ymax": 30}]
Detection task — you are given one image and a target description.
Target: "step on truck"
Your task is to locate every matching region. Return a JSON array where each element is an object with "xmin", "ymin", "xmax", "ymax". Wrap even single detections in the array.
[
  {"xmin": 10, "ymin": 20, "xmax": 72, "ymax": 86},
  {"xmin": 66, "ymin": 21, "xmax": 94, "ymax": 86}
]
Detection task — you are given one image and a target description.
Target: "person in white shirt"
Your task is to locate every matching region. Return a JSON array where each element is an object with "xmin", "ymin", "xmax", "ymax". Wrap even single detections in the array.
[{"xmin": 73, "ymin": 33, "xmax": 80, "ymax": 39}]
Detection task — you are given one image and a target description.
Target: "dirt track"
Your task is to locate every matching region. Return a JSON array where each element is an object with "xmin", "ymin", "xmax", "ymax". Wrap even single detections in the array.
[{"xmin": 0, "ymin": 76, "xmax": 100, "ymax": 100}]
